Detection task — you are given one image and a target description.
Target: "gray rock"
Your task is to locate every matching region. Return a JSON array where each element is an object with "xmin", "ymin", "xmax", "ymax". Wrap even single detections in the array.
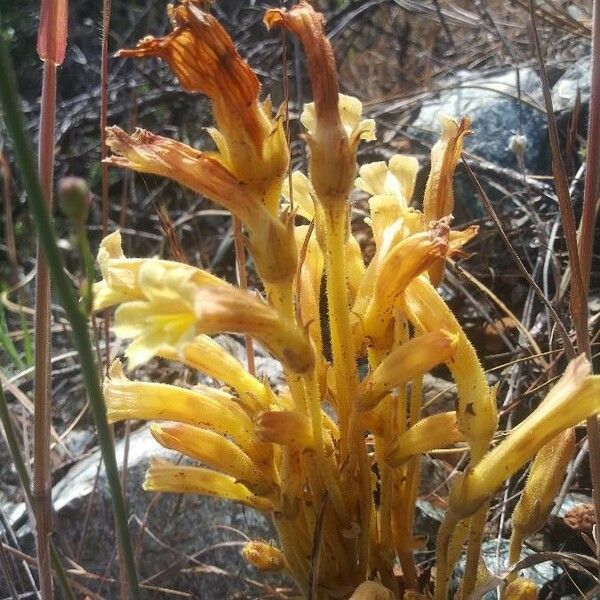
[
  {"xmin": 422, "ymin": 373, "xmax": 455, "ymax": 415},
  {"xmin": 551, "ymin": 56, "xmax": 592, "ymax": 112},
  {"xmin": 6, "ymin": 425, "xmax": 291, "ymax": 599},
  {"xmin": 411, "ymin": 67, "xmax": 548, "ymax": 174}
]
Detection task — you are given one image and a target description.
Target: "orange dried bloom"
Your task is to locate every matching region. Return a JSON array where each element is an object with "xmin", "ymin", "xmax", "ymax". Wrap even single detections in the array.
[
  {"xmin": 119, "ymin": 2, "xmax": 261, "ymax": 148},
  {"xmin": 117, "ymin": 2, "xmax": 288, "ymax": 210}
]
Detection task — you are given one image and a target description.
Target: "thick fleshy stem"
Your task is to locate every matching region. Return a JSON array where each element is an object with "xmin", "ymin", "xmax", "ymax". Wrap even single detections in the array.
[
  {"xmin": 460, "ymin": 500, "xmax": 490, "ymax": 599},
  {"xmin": 323, "ymin": 206, "xmax": 372, "ymax": 577}
]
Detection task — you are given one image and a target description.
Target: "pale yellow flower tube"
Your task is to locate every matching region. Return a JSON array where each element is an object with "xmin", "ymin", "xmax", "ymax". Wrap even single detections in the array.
[
  {"xmin": 104, "ymin": 361, "xmax": 268, "ymax": 464},
  {"xmin": 356, "ymin": 330, "xmax": 458, "ymax": 411},
  {"xmin": 449, "ymin": 356, "xmax": 600, "ymax": 519},
  {"xmin": 151, "ymin": 423, "xmax": 276, "ymax": 496},
  {"xmin": 192, "ymin": 286, "xmax": 314, "ymax": 374},
  {"xmin": 361, "ymin": 225, "xmax": 451, "ymax": 344},
  {"xmin": 158, "ymin": 335, "xmax": 272, "ymax": 413},
  {"xmin": 144, "ymin": 458, "xmax": 273, "ymax": 512},
  {"xmin": 403, "ymin": 276, "xmax": 497, "ymax": 462},
  {"xmin": 386, "ymin": 412, "xmax": 463, "ymax": 467}
]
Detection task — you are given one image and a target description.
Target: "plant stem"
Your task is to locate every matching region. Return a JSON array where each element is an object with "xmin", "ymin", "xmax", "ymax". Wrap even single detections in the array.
[
  {"xmin": 233, "ymin": 216, "xmax": 256, "ymax": 375},
  {"xmin": 434, "ymin": 511, "xmax": 459, "ymax": 600},
  {"xmin": 322, "ymin": 206, "xmax": 371, "ymax": 576},
  {"xmin": 0, "ymin": 38, "xmax": 141, "ymax": 600},
  {"xmin": 0, "ymin": 378, "xmax": 76, "ymax": 600},
  {"xmin": 460, "ymin": 500, "xmax": 490, "ymax": 599},
  {"xmin": 33, "ymin": 57, "xmax": 56, "ymax": 600}
]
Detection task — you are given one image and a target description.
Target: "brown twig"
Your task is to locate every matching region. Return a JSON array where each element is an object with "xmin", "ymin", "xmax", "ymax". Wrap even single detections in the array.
[
  {"xmin": 579, "ymin": 0, "xmax": 600, "ymax": 299},
  {"xmin": 462, "ymin": 156, "xmax": 575, "ymax": 357},
  {"xmin": 0, "ymin": 150, "xmax": 17, "ymax": 279}
]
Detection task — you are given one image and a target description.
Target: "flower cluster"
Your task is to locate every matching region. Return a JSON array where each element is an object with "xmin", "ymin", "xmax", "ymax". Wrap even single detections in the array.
[{"xmin": 94, "ymin": 2, "xmax": 600, "ymax": 598}]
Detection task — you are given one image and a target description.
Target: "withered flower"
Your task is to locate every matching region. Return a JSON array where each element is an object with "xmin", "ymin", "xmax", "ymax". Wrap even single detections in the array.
[{"xmin": 118, "ymin": 2, "xmax": 288, "ymax": 209}]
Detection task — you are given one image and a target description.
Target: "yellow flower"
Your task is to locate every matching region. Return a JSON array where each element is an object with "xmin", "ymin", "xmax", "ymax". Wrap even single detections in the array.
[
  {"xmin": 265, "ymin": 2, "xmax": 374, "ymax": 206},
  {"xmin": 104, "ymin": 360, "xmax": 270, "ymax": 464},
  {"xmin": 449, "ymin": 356, "xmax": 600, "ymax": 518},
  {"xmin": 144, "ymin": 457, "xmax": 273, "ymax": 512},
  {"xmin": 151, "ymin": 422, "xmax": 277, "ymax": 495},
  {"xmin": 356, "ymin": 329, "xmax": 458, "ymax": 411},
  {"xmin": 157, "ymin": 335, "xmax": 273, "ymax": 413},
  {"xmin": 111, "ymin": 260, "xmax": 199, "ymax": 367},
  {"xmin": 255, "ymin": 410, "xmax": 315, "ymax": 450},
  {"xmin": 386, "ymin": 412, "xmax": 463, "ymax": 466},
  {"xmin": 104, "ymin": 128, "xmax": 265, "ymax": 230},
  {"xmin": 356, "ymin": 155, "xmax": 419, "ymax": 215},
  {"xmin": 105, "ymin": 255, "xmax": 313, "ymax": 371},
  {"xmin": 104, "ymin": 129, "xmax": 298, "ymax": 283},
  {"xmin": 359, "ymin": 225, "xmax": 452, "ymax": 344},
  {"xmin": 242, "ymin": 541, "xmax": 285, "ymax": 571},
  {"xmin": 422, "ymin": 114, "xmax": 471, "ymax": 285},
  {"xmin": 93, "ymin": 230, "xmax": 225, "ymax": 313}
]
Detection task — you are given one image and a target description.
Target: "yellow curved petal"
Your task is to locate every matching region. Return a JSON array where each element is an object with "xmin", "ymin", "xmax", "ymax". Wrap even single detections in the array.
[
  {"xmin": 143, "ymin": 457, "xmax": 273, "ymax": 511},
  {"xmin": 104, "ymin": 360, "xmax": 266, "ymax": 462},
  {"xmin": 151, "ymin": 423, "xmax": 276, "ymax": 494}
]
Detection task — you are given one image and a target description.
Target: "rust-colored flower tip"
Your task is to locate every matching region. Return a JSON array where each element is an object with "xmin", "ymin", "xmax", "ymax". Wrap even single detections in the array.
[
  {"xmin": 264, "ymin": 2, "xmax": 338, "ymax": 128},
  {"xmin": 265, "ymin": 2, "xmax": 372, "ymax": 205},
  {"xmin": 37, "ymin": 0, "xmax": 68, "ymax": 64},
  {"xmin": 117, "ymin": 2, "xmax": 264, "ymax": 148},
  {"xmin": 104, "ymin": 126, "xmax": 258, "ymax": 226}
]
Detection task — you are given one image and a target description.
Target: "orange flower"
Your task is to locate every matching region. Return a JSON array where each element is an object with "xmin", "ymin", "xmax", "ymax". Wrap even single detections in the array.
[{"xmin": 117, "ymin": 2, "xmax": 287, "ymax": 211}]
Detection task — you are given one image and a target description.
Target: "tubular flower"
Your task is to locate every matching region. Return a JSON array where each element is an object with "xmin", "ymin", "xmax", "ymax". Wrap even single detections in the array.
[
  {"xmin": 255, "ymin": 410, "xmax": 315, "ymax": 450},
  {"xmin": 93, "ymin": 229, "xmax": 224, "ymax": 311},
  {"xmin": 386, "ymin": 412, "xmax": 463, "ymax": 466},
  {"xmin": 118, "ymin": 1, "xmax": 288, "ymax": 211},
  {"xmin": 357, "ymin": 330, "xmax": 458, "ymax": 411},
  {"xmin": 105, "ymin": 128, "xmax": 297, "ymax": 283},
  {"xmin": 105, "ymin": 127, "xmax": 264, "ymax": 227},
  {"xmin": 422, "ymin": 114, "xmax": 471, "ymax": 285},
  {"xmin": 448, "ymin": 356, "xmax": 600, "ymax": 519},
  {"xmin": 192, "ymin": 286, "xmax": 314, "ymax": 374},
  {"xmin": 157, "ymin": 335, "xmax": 272, "ymax": 413},
  {"xmin": 144, "ymin": 457, "xmax": 273, "ymax": 512},
  {"xmin": 508, "ymin": 428, "xmax": 575, "ymax": 573},
  {"xmin": 265, "ymin": 3, "xmax": 375, "ymax": 205},
  {"xmin": 359, "ymin": 227, "xmax": 450, "ymax": 344},
  {"xmin": 104, "ymin": 360, "xmax": 269, "ymax": 464},
  {"xmin": 150, "ymin": 423, "xmax": 276, "ymax": 495},
  {"xmin": 106, "ymin": 256, "xmax": 312, "ymax": 372}
]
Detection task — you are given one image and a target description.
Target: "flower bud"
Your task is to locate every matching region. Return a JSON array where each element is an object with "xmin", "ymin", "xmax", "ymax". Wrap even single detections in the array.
[
  {"xmin": 504, "ymin": 578, "xmax": 537, "ymax": 600},
  {"xmin": 242, "ymin": 541, "xmax": 285, "ymax": 571},
  {"xmin": 58, "ymin": 176, "xmax": 90, "ymax": 225}
]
